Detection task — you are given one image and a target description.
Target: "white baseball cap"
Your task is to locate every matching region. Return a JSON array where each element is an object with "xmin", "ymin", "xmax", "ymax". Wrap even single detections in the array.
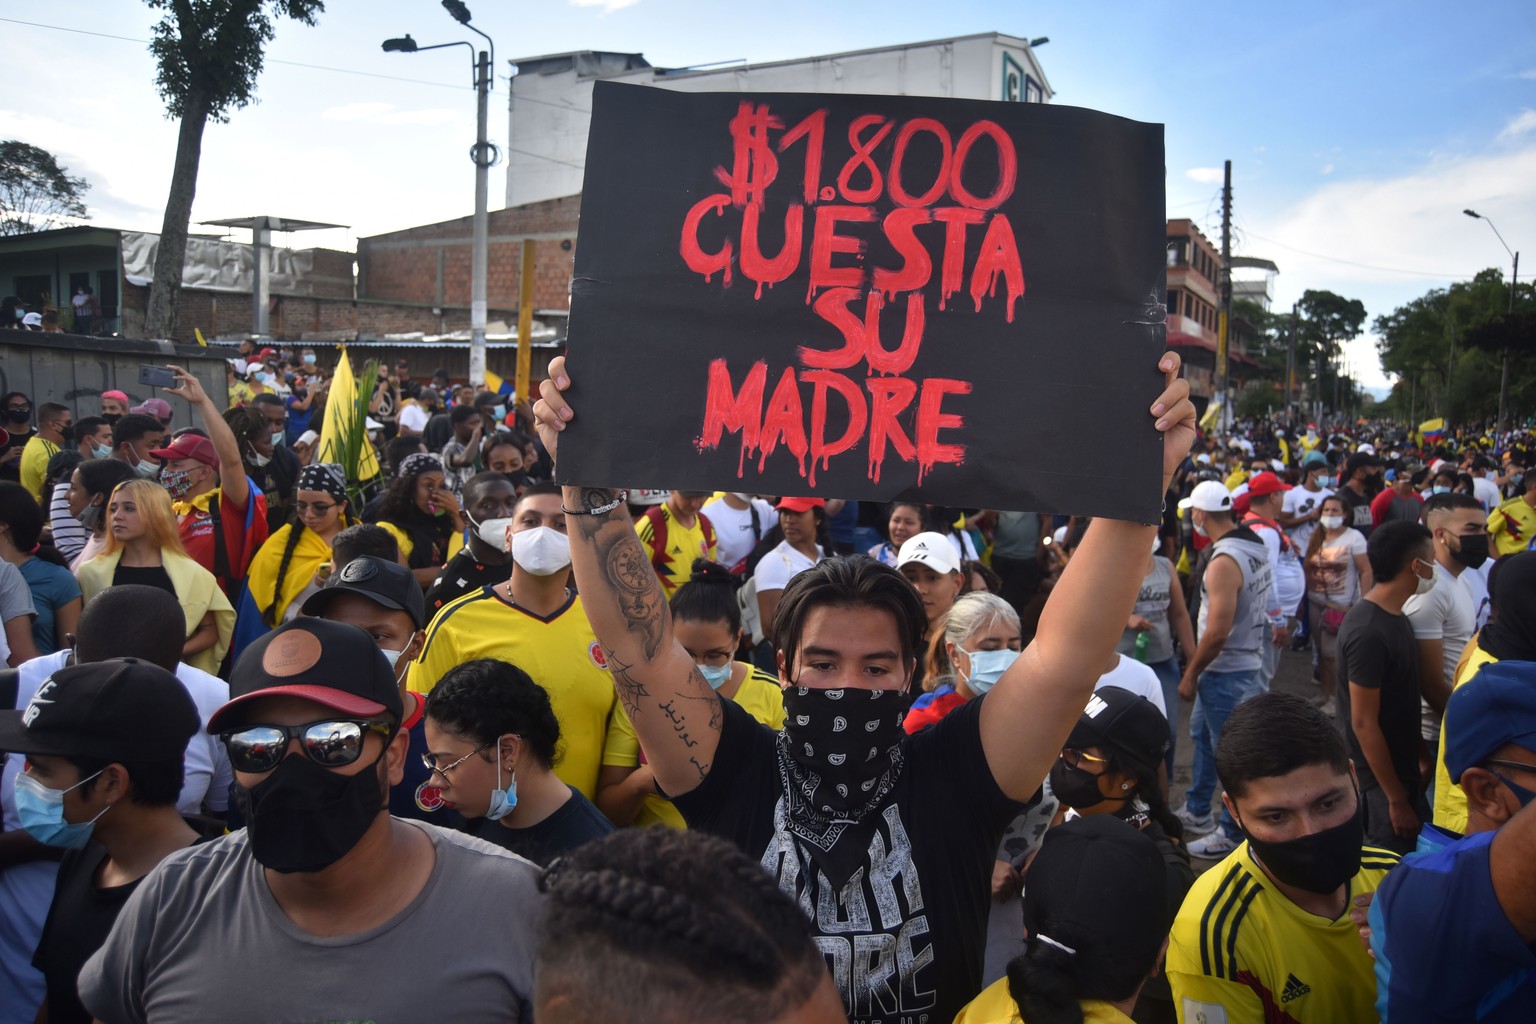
[
  {"xmin": 1178, "ymin": 480, "xmax": 1235, "ymax": 513},
  {"xmin": 896, "ymin": 531, "xmax": 961, "ymax": 576}
]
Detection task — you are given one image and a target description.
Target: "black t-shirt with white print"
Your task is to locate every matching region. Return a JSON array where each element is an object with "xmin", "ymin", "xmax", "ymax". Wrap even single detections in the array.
[{"xmin": 674, "ymin": 693, "xmax": 1021, "ymax": 1024}]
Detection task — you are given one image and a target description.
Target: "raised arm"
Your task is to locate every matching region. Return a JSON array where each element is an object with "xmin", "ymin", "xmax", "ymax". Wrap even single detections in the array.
[
  {"xmin": 978, "ymin": 354, "xmax": 1194, "ymax": 800},
  {"xmin": 166, "ymin": 365, "xmax": 249, "ymax": 511},
  {"xmin": 536, "ymin": 357, "xmax": 721, "ymax": 799}
]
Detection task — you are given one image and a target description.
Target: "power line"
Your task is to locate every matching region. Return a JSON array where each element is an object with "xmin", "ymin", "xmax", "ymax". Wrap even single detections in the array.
[{"xmin": 1238, "ymin": 227, "xmax": 1479, "ymax": 280}]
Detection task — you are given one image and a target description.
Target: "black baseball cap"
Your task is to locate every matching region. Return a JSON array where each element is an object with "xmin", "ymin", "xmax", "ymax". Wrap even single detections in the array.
[
  {"xmin": 1065, "ymin": 686, "xmax": 1171, "ymax": 777},
  {"xmin": 1024, "ymin": 814, "xmax": 1168, "ymax": 975},
  {"xmin": 299, "ymin": 556, "xmax": 425, "ymax": 630},
  {"xmin": 1345, "ymin": 451, "xmax": 1384, "ymax": 475},
  {"xmin": 209, "ymin": 618, "xmax": 402, "ymax": 733},
  {"xmin": 0, "ymin": 659, "xmax": 198, "ymax": 762}
]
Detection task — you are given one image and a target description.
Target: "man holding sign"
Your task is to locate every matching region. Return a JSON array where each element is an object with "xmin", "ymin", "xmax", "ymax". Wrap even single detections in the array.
[{"xmin": 534, "ymin": 348, "xmax": 1194, "ymax": 1022}]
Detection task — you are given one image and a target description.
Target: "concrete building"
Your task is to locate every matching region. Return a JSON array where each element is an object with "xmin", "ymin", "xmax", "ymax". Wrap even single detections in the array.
[
  {"xmin": 1165, "ymin": 218, "xmax": 1262, "ymax": 403},
  {"xmin": 506, "ymin": 34, "xmax": 1052, "ymax": 207}
]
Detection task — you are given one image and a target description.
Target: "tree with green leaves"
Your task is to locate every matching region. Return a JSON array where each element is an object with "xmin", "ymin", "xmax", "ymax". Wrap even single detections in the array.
[
  {"xmin": 0, "ymin": 141, "xmax": 89, "ymax": 236},
  {"xmin": 1296, "ymin": 289, "xmax": 1366, "ymax": 416},
  {"xmin": 142, "ymin": 0, "xmax": 324, "ymax": 341}
]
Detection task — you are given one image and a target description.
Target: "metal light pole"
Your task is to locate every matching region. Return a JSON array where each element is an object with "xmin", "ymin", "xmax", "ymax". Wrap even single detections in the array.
[
  {"xmin": 384, "ymin": 1, "xmax": 497, "ymax": 389},
  {"xmin": 1464, "ymin": 209, "xmax": 1519, "ymax": 433}
]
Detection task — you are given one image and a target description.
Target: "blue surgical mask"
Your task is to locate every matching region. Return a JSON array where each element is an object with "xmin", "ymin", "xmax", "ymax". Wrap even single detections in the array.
[
  {"xmin": 492, "ymin": 404, "xmax": 507, "ymax": 422},
  {"xmin": 698, "ymin": 661, "xmax": 733, "ymax": 691},
  {"xmin": 1432, "ymin": 486, "xmax": 1451, "ymax": 495},
  {"xmin": 15, "ymin": 771, "xmax": 108, "ymax": 848},
  {"xmin": 89, "ymin": 440, "xmax": 113, "ymax": 460},
  {"xmin": 486, "ymin": 746, "xmax": 516, "ymax": 821},
  {"xmin": 303, "ymin": 353, "xmax": 317, "ymax": 365},
  {"xmin": 959, "ymin": 648, "xmax": 1020, "ymax": 694}
]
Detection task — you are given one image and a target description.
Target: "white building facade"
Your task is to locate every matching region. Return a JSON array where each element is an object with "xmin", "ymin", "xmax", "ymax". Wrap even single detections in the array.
[{"xmin": 506, "ymin": 33, "xmax": 1053, "ymax": 208}]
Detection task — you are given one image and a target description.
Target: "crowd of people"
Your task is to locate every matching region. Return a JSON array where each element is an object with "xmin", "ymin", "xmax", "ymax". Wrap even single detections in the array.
[{"xmin": 0, "ymin": 345, "xmax": 1531, "ymax": 1023}]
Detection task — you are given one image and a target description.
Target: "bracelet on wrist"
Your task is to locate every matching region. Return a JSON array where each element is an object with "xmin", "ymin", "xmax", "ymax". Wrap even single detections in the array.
[{"xmin": 562, "ymin": 489, "xmax": 628, "ymax": 516}]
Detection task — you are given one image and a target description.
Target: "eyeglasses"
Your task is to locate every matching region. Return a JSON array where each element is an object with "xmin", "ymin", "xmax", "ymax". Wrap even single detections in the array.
[
  {"xmin": 421, "ymin": 744, "xmax": 490, "ymax": 778},
  {"xmin": 1485, "ymin": 759, "xmax": 1536, "ymax": 775},
  {"xmin": 295, "ymin": 501, "xmax": 337, "ymax": 515},
  {"xmin": 1059, "ymin": 748, "xmax": 1109, "ymax": 771},
  {"xmin": 221, "ymin": 719, "xmax": 394, "ymax": 773}
]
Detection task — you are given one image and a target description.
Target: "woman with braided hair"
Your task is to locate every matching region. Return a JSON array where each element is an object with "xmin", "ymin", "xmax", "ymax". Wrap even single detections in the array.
[
  {"xmin": 536, "ymin": 827, "xmax": 846, "ymax": 1023},
  {"xmin": 245, "ymin": 463, "xmax": 355, "ymax": 625},
  {"xmin": 376, "ymin": 452, "xmax": 465, "ymax": 587}
]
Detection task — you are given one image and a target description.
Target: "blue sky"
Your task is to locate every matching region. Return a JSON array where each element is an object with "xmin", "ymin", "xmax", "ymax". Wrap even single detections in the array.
[{"xmin": 4, "ymin": 0, "xmax": 1534, "ymax": 388}]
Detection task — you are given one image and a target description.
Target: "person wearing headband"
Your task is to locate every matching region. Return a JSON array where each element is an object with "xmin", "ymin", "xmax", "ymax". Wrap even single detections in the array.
[
  {"xmin": 245, "ymin": 462, "xmax": 356, "ymax": 628},
  {"xmin": 375, "ymin": 453, "xmax": 464, "ymax": 588}
]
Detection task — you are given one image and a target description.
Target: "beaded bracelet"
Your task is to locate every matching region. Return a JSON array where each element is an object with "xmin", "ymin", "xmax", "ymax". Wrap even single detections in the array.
[{"xmin": 561, "ymin": 489, "xmax": 629, "ymax": 516}]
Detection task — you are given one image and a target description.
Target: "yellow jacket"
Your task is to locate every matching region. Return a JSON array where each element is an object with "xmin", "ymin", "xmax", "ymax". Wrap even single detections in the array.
[
  {"xmin": 76, "ymin": 549, "xmax": 235, "ymax": 674},
  {"xmin": 246, "ymin": 524, "xmax": 333, "ymax": 625}
]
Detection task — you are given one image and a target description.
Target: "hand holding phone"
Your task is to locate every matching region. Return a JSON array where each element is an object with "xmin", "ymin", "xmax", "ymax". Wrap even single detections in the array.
[{"xmin": 138, "ymin": 364, "xmax": 177, "ymax": 389}]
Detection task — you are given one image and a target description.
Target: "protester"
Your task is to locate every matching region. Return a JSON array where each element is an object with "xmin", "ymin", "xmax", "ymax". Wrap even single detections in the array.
[
  {"xmin": 535, "ymin": 827, "xmax": 844, "ymax": 1023},
  {"xmin": 866, "ymin": 500, "xmax": 926, "ymax": 567},
  {"xmin": 983, "ymin": 509, "xmax": 1051, "ymax": 614},
  {"xmin": 424, "ymin": 471, "xmax": 518, "ymax": 614},
  {"xmin": 235, "ymin": 397, "xmax": 300, "ymax": 532},
  {"xmin": 1368, "ymin": 661, "xmax": 1536, "ymax": 1021},
  {"xmin": 77, "ymin": 618, "xmax": 542, "ymax": 1021},
  {"xmin": 97, "ymin": 390, "xmax": 128, "ymax": 425},
  {"xmin": 423, "ymin": 658, "xmax": 612, "ymax": 865},
  {"xmin": 70, "ymin": 415, "xmax": 112, "ymax": 464},
  {"xmin": 130, "ymin": 397, "xmax": 173, "ymax": 431},
  {"xmin": 897, "ymin": 530, "xmax": 965, "ymax": 650},
  {"xmin": 1243, "ymin": 471, "xmax": 1304, "ymax": 687},
  {"xmin": 598, "ymin": 559, "xmax": 785, "ymax": 828},
  {"xmin": 752, "ymin": 496, "xmax": 827, "ymax": 654},
  {"xmin": 962, "ymin": 559, "xmax": 1003, "ymax": 596},
  {"xmin": 905, "ymin": 592, "xmax": 1021, "ymax": 732},
  {"xmin": 1304, "ymin": 492, "xmax": 1373, "ymax": 715},
  {"xmin": 0, "ymin": 393, "xmax": 33, "ymax": 484},
  {"xmin": 1118, "ymin": 533, "xmax": 1196, "ymax": 762},
  {"xmin": 1337, "ymin": 450, "xmax": 1385, "ymax": 539},
  {"xmin": 635, "ymin": 489, "xmax": 718, "ymax": 596},
  {"xmin": 533, "ymin": 349, "xmax": 1195, "ymax": 1023},
  {"xmin": 150, "ymin": 367, "xmax": 269, "ymax": 599},
  {"xmin": 375, "ymin": 452, "xmax": 463, "ymax": 587},
  {"xmin": 440, "ymin": 402, "xmax": 487, "ymax": 494},
  {"xmin": 1487, "ymin": 471, "xmax": 1536, "ymax": 556},
  {"xmin": 44, "ymin": 450, "xmax": 88, "ymax": 562},
  {"xmin": 19, "ymin": 402, "xmax": 70, "ymax": 505},
  {"xmin": 76, "ymin": 479, "xmax": 235, "ymax": 674},
  {"xmin": 245, "ymin": 462, "xmax": 355, "ymax": 625},
  {"xmin": 408, "ymin": 483, "xmax": 618, "ymax": 801},
  {"xmin": 703, "ymin": 490, "xmax": 777, "ymax": 576},
  {"xmin": 1279, "ymin": 452, "xmax": 1334, "ymax": 549},
  {"xmin": 108, "ymin": 413, "xmax": 165, "ymax": 476},
  {"xmin": 63, "ymin": 459, "xmax": 139, "ymax": 572},
  {"xmin": 954, "ymin": 815, "xmax": 1171, "ymax": 1024},
  {"xmin": 1175, "ymin": 479, "xmax": 1277, "ymax": 858},
  {"xmin": 0, "ymin": 660, "xmax": 203, "ymax": 1024},
  {"xmin": 0, "ymin": 482, "xmax": 80, "ymax": 654},
  {"xmin": 1167, "ymin": 691, "xmax": 1399, "ymax": 1021}
]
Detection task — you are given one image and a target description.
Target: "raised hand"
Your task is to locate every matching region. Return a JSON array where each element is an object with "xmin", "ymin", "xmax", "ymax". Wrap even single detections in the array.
[
  {"xmin": 533, "ymin": 355, "xmax": 573, "ymax": 468},
  {"xmin": 1150, "ymin": 352, "xmax": 1196, "ymax": 488}
]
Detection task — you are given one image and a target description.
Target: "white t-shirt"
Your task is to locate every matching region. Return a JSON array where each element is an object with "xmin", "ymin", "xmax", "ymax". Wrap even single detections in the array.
[
  {"xmin": 1403, "ymin": 561, "xmax": 1478, "ymax": 687},
  {"xmin": 752, "ymin": 540, "xmax": 822, "ymax": 594},
  {"xmin": 1282, "ymin": 485, "xmax": 1333, "ymax": 551},
  {"xmin": 1460, "ymin": 561, "xmax": 1491, "ymax": 631},
  {"xmin": 1308, "ymin": 528, "xmax": 1368, "ymax": 604},
  {"xmin": 398, "ymin": 401, "xmax": 430, "ymax": 434},
  {"xmin": 1247, "ymin": 518, "xmax": 1306, "ymax": 612},
  {"xmin": 1094, "ymin": 655, "xmax": 1168, "ymax": 718},
  {"xmin": 701, "ymin": 495, "xmax": 777, "ymax": 571},
  {"xmin": 1472, "ymin": 476, "xmax": 1501, "ymax": 513}
]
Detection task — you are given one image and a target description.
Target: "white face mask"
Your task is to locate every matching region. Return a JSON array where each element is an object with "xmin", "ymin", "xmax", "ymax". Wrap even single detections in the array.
[
  {"xmin": 473, "ymin": 516, "xmax": 517, "ymax": 553},
  {"xmin": 1319, "ymin": 514, "xmax": 1345, "ymax": 531},
  {"xmin": 1413, "ymin": 560, "xmax": 1437, "ymax": 597},
  {"xmin": 511, "ymin": 525, "xmax": 571, "ymax": 576},
  {"xmin": 1192, "ymin": 513, "xmax": 1208, "ymax": 538}
]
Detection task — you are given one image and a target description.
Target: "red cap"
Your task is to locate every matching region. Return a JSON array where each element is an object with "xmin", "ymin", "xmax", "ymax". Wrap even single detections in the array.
[
  {"xmin": 150, "ymin": 434, "xmax": 218, "ymax": 468},
  {"xmin": 776, "ymin": 496, "xmax": 826, "ymax": 513},
  {"xmin": 1247, "ymin": 472, "xmax": 1291, "ymax": 498}
]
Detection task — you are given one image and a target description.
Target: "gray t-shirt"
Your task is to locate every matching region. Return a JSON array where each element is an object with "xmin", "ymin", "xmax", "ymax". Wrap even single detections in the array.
[
  {"xmin": 0, "ymin": 559, "xmax": 37, "ymax": 623},
  {"xmin": 80, "ymin": 820, "xmax": 542, "ymax": 1023},
  {"xmin": 1116, "ymin": 556, "xmax": 1175, "ymax": 664}
]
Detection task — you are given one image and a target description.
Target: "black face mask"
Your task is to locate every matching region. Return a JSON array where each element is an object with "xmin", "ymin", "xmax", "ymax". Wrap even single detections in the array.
[
  {"xmin": 1048, "ymin": 758, "xmax": 1128, "ymax": 812},
  {"xmin": 233, "ymin": 748, "xmax": 387, "ymax": 873},
  {"xmin": 1450, "ymin": 534, "xmax": 1490, "ymax": 571},
  {"xmin": 101, "ymin": 413, "xmax": 120, "ymax": 426},
  {"xmin": 5, "ymin": 407, "xmax": 30, "ymax": 423},
  {"xmin": 57, "ymin": 425, "xmax": 74, "ymax": 445},
  {"xmin": 1237, "ymin": 793, "xmax": 1364, "ymax": 894}
]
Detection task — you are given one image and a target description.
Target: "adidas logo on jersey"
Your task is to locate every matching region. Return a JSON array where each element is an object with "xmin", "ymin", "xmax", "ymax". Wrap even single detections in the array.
[{"xmin": 1280, "ymin": 973, "xmax": 1311, "ymax": 1003}]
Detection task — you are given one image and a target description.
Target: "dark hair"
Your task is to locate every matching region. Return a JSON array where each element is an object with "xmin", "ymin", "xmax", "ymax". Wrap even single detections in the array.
[
  {"xmin": 1215, "ymin": 691, "xmax": 1349, "ymax": 799},
  {"xmin": 384, "ymin": 435, "xmax": 425, "ymax": 475},
  {"xmin": 37, "ymin": 402, "xmax": 69, "ymax": 424},
  {"xmin": 513, "ymin": 480, "xmax": 561, "ymax": 514},
  {"xmin": 74, "ymin": 459, "xmax": 139, "ymax": 506},
  {"xmin": 45, "ymin": 449, "xmax": 84, "ymax": 495},
  {"xmin": 75, "ymin": 415, "xmax": 109, "ymax": 442},
  {"xmin": 450, "ymin": 403, "xmax": 480, "ymax": 427},
  {"xmin": 1099, "ymin": 743, "xmax": 1185, "ymax": 844},
  {"xmin": 267, "ymin": 501, "xmax": 356, "ymax": 627},
  {"xmin": 74, "ymin": 586, "xmax": 185, "ymax": 672},
  {"xmin": 1366, "ymin": 520, "xmax": 1432, "ymax": 582},
  {"xmin": 535, "ymin": 828, "xmax": 825, "ymax": 1024},
  {"xmin": 223, "ymin": 405, "xmax": 267, "ymax": 454},
  {"xmin": 1, "ymin": 390, "xmax": 27, "ymax": 408},
  {"xmin": 462, "ymin": 470, "xmax": 518, "ymax": 508},
  {"xmin": 670, "ymin": 559, "xmax": 741, "ymax": 635},
  {"xmin": 378, "ymin": 460, "xmax": 443, "ymax": 527},
  {"xmin": 252, "ymin": 393, "xmax": 283, "ymax": 411},
  {"xmin": 1409, "ymin": 467, "xmax": 1429, "ymax": 488},
  {"xmin": 1422, "ymin": 491, "xmax": 1483, "ymax": 525},
  {"xmin": 886, "ymin": 501, "xmax": 927, "ymax": 529},
  {"xmin": 960, "ymin": 559, "xmax": 1002, "ymax": 595},
  {"xmin": 774, "ymin": 554, "xmax": 926, "ymax": 683},
  {"xmin": 424, "ymin": 659, "xmax": 560, "ymax": 768},
  {"xmin": 69, "ymin": 754, "xmax": 185, "ymax": 807},
  {"xmin": 331, "ymin": 524, "xmax": 400, "ymax": 566},
  {"xmin": 472, "ymin": 390, "xmax": 498, "ymax": 409},
  {"xmin": 0, "ymin": 482, "xmax": 44, "ymax": 550},
  {"xmin": 170, "ymin": 427, "xmax": 206, "ymax": 439},
  {"xmin": 111, "ymin": 413, "xmax": 163, "ymax": 450}
]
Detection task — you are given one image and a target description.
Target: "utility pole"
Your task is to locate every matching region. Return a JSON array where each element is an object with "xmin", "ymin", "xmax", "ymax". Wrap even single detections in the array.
[
  {"xmin": 1284, "ymin": 302, "xmax": 1298, "ymax": 423},
  {"xmin": 469, "ymin": 47, "xmax": 491, "ymax": 390},
  {"xmin": 1499, "ymin": 251, "xmax": 1517, "ymax": 433},
  {"xmin": 1444, "ymin": 316, "xmax": 1456, "ymax": 420},
  {"xmin": 1217, "ymin": 160, "xmax": 1232, "ymax": 431}
]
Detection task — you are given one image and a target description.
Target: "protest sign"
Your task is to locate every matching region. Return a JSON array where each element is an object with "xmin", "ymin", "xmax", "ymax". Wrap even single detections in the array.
[{"xmin": 560, "ymin": 81, "xmax": 1167, "ymax": 521}]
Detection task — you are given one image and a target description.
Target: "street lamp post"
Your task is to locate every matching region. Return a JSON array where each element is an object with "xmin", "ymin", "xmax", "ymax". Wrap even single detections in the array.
[
  {"xmin": 1464, "ymin": 209, "xmax": 1519, "ymax": 433},
  {"xmin": 384, "ymin": 1, "xmax": 497, "ymax": 389}
]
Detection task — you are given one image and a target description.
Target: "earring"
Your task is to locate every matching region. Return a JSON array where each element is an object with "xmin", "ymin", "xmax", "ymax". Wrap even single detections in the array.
[{"xmin": 1121, "ymin": 782, "xmax": 1131, "ymax": 790}]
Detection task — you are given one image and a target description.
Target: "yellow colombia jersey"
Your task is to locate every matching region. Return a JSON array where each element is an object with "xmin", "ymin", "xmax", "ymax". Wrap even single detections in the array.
[
  {"xmin": 1167, "ymin": 840, "xmax": 1399, "ymax": 1024},
  {"xmin": 953, "ymin": 978, "xmax": 1133, "ymax": 1024},
  {"xmin": 407, "ymin": 587, "xmax": 617, "ymax": 800},
  {"xmin": 601, "ymin": 664, "xmax": 785, "ymax": 830},
  {"xmin": 1486, "ymin": 495, "xmax": 1536, "ymax": 557},
  {"xmin": 635, "ymin": 505, "xmax": 716, "ymax": 596},
  {"xmin": 1433, "ymin": 645, "xmax": 1498, "ymax": 834}
]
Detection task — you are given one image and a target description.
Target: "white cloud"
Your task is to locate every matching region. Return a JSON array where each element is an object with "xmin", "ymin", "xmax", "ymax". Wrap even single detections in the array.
[
  {"xmin": 321, "ymin": 102, "xmax": 464, "ymax": 127},
  {"xmin": 1320, "ymin": 163, "xmax": 1334, "ymax": 175},
  {"xmin": 567, "ymin": 0, "xmax": 641, "ymax": 10},
  {"xmin": 1515, "ymin": 69, "xmax": 1536, "ymax": 80},
  {"xmin": 1497, "ymin": 109, "xmax": 1536, "ymax": 140},
  {"xmin": 1185, "ymin": 166, "xmax": 1224, "ymax": 184}
]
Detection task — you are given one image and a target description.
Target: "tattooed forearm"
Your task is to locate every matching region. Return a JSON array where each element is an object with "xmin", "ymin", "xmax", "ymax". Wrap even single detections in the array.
[
  {"xmin": 679, "ymin": 672, "xmax": 724, "ymax": 731},
  {"xmin": 689, "ymin": 756, "xmax": 710, "ymax": 782},
  {"xmin": 608, "ymin": 652, "xmax": 650, "ymax": 720},
  {"xmin": 600, "ymin": 530, "xmax": 668, "ymax": 659}
]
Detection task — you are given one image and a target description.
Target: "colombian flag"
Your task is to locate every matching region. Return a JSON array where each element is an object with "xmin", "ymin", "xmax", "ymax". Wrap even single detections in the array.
[
  {"xmin": 1420, "ymin": 418, "xmax": 1446, "ymax": 445},
  {"xmin": 485, "ymin": 369, "xmax": 516, "ymax": 401}
]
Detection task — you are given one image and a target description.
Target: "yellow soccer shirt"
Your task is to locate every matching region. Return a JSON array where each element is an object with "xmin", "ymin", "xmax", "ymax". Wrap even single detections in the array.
[
  {"xmin": 19, "ymin": 435, "xmax": 60, "ymax": 504},
  {"xmin": 635, "ymin": 505, "xmax": 717, "ymax": 595},
  {"xmin": 953, "ymin": 978, "xmax": 1134, "ymax": 1024},
  {"xmin": 1167, "ymin": 840, "xmax": 1399, "ymax": 1024},
  {"xmin": 1486, "ymin": 495, "xmax": 1536, "ymax": 557},
  {"xmin": 1432, "ymin": 645, "xmax": 1499, "ymax": 833},
  {"xmin": 601, "ymin": 664, "xmax": 785, "ymax": 829},
  {"xmin": 407, "ymin": 587, "xmax": 617, "ymax": 800}
]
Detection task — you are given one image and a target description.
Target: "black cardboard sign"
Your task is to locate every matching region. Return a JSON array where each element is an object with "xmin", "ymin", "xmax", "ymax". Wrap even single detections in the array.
[{"xmin": 560, "ymin": 81, "xmax": 1167, "ymax": 521}]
